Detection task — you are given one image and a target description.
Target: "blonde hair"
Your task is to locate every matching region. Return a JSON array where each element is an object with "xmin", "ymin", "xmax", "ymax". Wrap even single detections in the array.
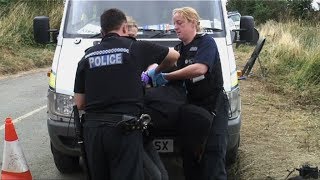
[
  {"xmin": 126, "ymin": 16, "xmax": 138, "ymax": 29},
  {"xmin": 126, "ymin": 16, "xmax": 138, "ymax": 37},
  {"xmin": 172, "ymin": 7, "xmax": 201, "ymax": 32}
]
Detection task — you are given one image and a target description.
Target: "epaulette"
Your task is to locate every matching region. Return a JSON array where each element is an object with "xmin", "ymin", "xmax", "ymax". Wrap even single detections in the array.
[
  {"xmin": 84, "ymin": 46, "xmax": 94, "ymax": 53},
  {"xmin": 124, "ymin": 36, "xmax": 137, "ymax": 41},
  {"xmin": 194, "ymin": 33, "xmax": 206, "ymax": 39}
]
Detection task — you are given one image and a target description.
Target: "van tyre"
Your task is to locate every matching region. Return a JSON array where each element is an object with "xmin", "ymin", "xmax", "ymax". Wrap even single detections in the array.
[
  {"xmin": 50, "ymin": 142, "xmax": 80, "ymax": 173},
  {"xmin": 226, "ymin": 135, "xmax": 240, "ymax": 166}
]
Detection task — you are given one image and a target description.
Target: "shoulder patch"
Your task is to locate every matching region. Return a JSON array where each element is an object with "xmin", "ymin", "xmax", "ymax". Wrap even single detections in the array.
[{"xmin": 189, "ymin": 46, "xmax": 198, "ymax": 51}]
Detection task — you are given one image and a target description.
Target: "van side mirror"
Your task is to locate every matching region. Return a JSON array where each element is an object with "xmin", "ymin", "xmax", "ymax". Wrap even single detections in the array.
[
  {"xmin": 239, "ymin": 16, "xmax": 255, "ymax": 43},
  {"xmin": 33, "ymin": 16, "xmax": 58, "ymax": 44}
]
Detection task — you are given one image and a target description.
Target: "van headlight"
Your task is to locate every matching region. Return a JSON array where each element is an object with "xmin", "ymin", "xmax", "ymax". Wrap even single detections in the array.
[
  {"xmin": 227, "ymin": 87, "xmax": 241, "ymax": 119},
  {"xmin": 52, "ymin": 92, "xmax": 74, "ymax": 117}
]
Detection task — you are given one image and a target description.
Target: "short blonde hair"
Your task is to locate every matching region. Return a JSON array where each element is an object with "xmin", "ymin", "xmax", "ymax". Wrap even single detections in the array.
[
  {"xmin": 173, "ymin": 7, "xmax": 201, "ymax": 32},
  {"xmin": 126, "ymin": 16, "xmax": 138, "ymax": 29},
  {"xmin": 126, "ymin": 16, "xmax": 138, "ymax": 37}
]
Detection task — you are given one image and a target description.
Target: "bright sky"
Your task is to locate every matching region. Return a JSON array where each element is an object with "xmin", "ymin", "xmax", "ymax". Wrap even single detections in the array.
[{"xmin": 312, "ymin": 0, "xmax": 320, "ymax": 10}]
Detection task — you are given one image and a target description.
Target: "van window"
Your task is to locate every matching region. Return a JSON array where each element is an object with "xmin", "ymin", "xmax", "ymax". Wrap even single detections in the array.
[{"xmin": 64, "ymin": 0, "xmax": 225, "ymax": 38}]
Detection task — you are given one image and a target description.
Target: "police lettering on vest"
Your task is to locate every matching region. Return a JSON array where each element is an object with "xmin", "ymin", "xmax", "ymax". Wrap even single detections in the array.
[{"xmin": 85, "ymin": 48, "xmax": 129, "ymax": 69}]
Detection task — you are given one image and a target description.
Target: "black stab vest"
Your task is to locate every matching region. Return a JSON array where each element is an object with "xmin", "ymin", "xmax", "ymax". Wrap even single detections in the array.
[{"xmin": 174, "ymin": 34, "xmax": 224, "ymax": 102}]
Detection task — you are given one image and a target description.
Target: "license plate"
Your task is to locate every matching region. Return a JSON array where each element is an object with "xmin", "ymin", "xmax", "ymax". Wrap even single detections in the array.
[{"xmin": 153, "ymin": 139, "xmax": 174, "ymax": 153}]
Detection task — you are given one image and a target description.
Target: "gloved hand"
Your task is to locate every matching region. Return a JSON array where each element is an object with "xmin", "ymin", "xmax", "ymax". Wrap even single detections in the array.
[
  {"xmin": 154, "ymin": 73, "xmax": 168, "ymax": 86},
  {"xmin": 141, "ymin": 71, "xmax": 151, "ymax": 87},
  {"xmin": 146, "ymin": 68, "xmax": 158, "ymax": 87},
  {"xmin": 147, "ymin": 68, "xmax": 156, "ymax": 78}
]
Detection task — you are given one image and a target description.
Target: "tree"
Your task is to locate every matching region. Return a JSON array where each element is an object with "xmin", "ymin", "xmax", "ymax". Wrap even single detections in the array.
[
  {"xmin": 227, "ymin": 0, "xmax": 314, "ymax": 24},
  {"xmin": 287, "ymin": 0, "xmax": 313, "ymax": 19}
]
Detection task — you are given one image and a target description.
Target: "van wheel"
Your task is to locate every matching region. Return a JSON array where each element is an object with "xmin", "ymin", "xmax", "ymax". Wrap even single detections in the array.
[
  {"xmin": 226, "ymin": 136, "xmax": 240, "ymax": 166},
  {"xmin": 50, "ymin": 142, "xmax": 80, "ymax": 173}
]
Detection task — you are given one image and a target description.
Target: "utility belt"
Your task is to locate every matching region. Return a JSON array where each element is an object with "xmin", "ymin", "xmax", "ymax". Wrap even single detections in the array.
[{"xmin": 84, "ymin": 113, "xmax": 151, "ymax": 134}]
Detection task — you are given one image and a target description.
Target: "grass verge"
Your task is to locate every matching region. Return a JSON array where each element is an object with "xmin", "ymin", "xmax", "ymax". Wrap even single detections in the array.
[
  {"xmin": 0, "ymin": 0, "xmax": 63, "ymax": 76},
  {"xmin": 237, "ymin": 20, "xmax": 320, "ymax": 107}
]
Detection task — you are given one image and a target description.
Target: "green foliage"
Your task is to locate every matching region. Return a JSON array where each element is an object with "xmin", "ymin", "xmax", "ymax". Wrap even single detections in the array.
[
  {"xmin": 0, "ymin": 0, "xmax": 64, "ymax": 47},
  {"xmin": 287, "ymin": 0, "xmax": 313, "ymax": 19},
  {"xmin": 227, "ymin": 0, "xmax": 315, "ymax": 24},
  {"xmin": 256, "ymin": 21, "xmax": 320, "ymax": 105},
  {"xmin": 0, "ymin": 0, "xmax": 63, "ymax": 75}
]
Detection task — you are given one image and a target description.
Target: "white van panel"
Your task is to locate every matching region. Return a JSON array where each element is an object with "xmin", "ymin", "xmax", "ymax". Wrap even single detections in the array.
[
  {"xmin": 214, "ymin": 38, "xmax": 232, "ymax": 92},
  {"xmin": 55, "ymin": 38, "xmax": 96, "ymax": 95},
  {"xmin": 51, "ymin": 45, "xmax": 62, "ymax": 73},
  {"xmin": 227, "ymin": 45, "xmax": 238, "ymax": 89}
]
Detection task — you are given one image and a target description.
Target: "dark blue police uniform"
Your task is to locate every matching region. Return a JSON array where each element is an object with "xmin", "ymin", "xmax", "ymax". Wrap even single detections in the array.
[
  {"xmin": 74, "ymin": 33, "xmax": 169, "ymax": 180},
  {"xmin": 175, "ymin": 34, "xmax": 229, "ymax": 180}
]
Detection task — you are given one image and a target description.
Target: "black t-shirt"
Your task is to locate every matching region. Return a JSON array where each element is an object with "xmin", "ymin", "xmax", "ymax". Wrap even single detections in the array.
[
  {"xmin": 177, "ymin": 34, "xmax": 220, "ymax": 72},
  {"xmin": 74, "ymin": 33, "xmax": 168, "ymax": 115},
  {"xmin": 176, "ymin": 34, "xmax": 223, "ymax": 101}
]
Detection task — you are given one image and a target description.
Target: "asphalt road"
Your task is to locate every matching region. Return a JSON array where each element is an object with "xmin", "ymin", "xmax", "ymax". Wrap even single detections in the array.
[
  {"xmin": 0, "ymin": 70, "xmax": 84, "ymax": 179},
  {"xmin": 0, "ymin": 69, "xmax": 186, "ymax": 180}
]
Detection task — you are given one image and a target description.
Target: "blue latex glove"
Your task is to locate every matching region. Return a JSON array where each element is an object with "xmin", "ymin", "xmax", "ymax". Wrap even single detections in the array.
[
  {"xmin": 147, "ymin": 68, "xmax": 158, "ymax": 87},
  {"xmin": 154, "ymin": 73, "xmax": 168, "ymax": 86},
  {"xmin": 147, "ymin": 68, "xmax": 156, "ymax": 78}
]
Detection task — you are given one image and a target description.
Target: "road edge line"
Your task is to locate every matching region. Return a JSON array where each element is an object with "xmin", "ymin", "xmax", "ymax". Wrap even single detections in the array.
[{"xmin": 0, "ymin": 105, "xmax": 47, "ymax": 130}]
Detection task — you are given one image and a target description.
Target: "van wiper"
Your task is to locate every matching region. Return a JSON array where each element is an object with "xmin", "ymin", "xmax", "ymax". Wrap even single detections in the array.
[
  {"xmin": 202, "ymin": 27, "xmax": 223, "ymax": 32},
  {"xmin": 139, "ymin": 28, "xmax": 175, "ymax": 38},
  {"xmin": 89, "ymin": 33, "xmax": 102, "ymax": 38}
]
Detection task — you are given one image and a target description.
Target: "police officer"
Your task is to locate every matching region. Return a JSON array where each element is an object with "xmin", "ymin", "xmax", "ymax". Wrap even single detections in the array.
[
  {"xmin": 74, "ymin": 8, "xmax": 179, "ymax": 180},
  {"xmin": 151, "ymin": 7, "xmax": 229, "ymax": 180}
]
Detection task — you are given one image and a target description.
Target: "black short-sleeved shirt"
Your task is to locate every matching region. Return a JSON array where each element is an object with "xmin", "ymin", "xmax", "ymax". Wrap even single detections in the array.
[
  {"xmin": 74, "ymin": 33, "xmax": 168, "ymax": 115},
  {"xmin": 176, "ymin": 34, "xmax": 223, "ymax": 101},
  {"xmin": 178, "ymin": 34, "xmax": 220, "ymax": 72}
]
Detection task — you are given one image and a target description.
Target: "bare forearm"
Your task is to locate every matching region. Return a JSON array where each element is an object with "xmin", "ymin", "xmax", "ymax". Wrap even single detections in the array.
[
  {"xmin": 155, "ymin": 59, "xmax": 173, "ymax": 73},
  {"xmin": 165, "ymin": 63, "xmax": 208, "ymax": 81},
  {"xmin": 155, "ymin": 48, "xmax": 179, "ymax": 73},
  {"xmin": 74, "ymin": 93, "xmax": 86, "ymax": 110}
]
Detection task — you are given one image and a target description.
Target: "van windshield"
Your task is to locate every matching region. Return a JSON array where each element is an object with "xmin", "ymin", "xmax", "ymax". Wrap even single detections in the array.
[{"xmin": 64, "ymin": 0, "xmax": 225, "ymax": 38}]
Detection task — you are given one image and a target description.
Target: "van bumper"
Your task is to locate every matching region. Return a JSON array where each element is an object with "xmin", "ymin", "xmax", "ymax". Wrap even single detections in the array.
[
  {"xmin": 47, "ymin": 112, "xmax": 241, "ymax": 157},
  {"xmin": 227, "ymin": 114, "xmax": 241, "ymax": 151},
  {"xmin": 47, "ymin": 115, "xmax": 80, "ymax": 156}
]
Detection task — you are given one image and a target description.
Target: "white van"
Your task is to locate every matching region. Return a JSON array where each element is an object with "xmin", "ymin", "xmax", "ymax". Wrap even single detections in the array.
[{"xmin": 33, "ymin": 0, "xmax": 255, "ymax": 175}]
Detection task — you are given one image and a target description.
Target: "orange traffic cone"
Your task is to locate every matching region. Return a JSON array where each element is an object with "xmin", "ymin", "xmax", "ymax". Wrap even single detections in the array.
[{"xmin": 1, "ymin": 117, "xmax": 32, "ymax": 180}]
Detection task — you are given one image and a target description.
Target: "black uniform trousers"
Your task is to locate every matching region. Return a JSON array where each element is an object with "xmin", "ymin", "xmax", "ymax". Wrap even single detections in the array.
[
  {"xmin": 83, "ymin": 121, "xmax": 144, "ymax": 180},
  {"xmin": 143, "ymin": 85, "xmax": 228, "ymax": 180},
  {"xmin": 143, "ymin": 140, "xmax": 169, "ymax": 180},
  {"xmin": 180, "ymin": 90, "xmax": 229, "ymax": 180}
]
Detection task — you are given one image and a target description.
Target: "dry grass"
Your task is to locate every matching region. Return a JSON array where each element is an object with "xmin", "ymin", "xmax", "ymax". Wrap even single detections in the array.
[
  {"xmin": 228, "ymin": 44, "xmax": 320, "ymax": 180},
  {"xmin": 238, "ymin": 78, "xmax": 319, "ymax": 179},
  {"xmin": 0, "ymin": 1, "xmax": 63, "ymax": 75},
  {"xmin": 256, "ymin": 20, "xmax": 320, "ymax": 106},
  {"xmin": 0, "ymin": 46, "xmax": 53, "ymax": 75}
]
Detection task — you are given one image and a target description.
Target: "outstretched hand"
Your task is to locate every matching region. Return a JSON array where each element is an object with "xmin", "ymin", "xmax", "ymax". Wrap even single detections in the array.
[
  {"xmin": 154, "ymin": 73, "xmax": 168, "ymax": 86},
  {"xmin": 146, "ymin": 68, "xmax": 158, "ymax": 87},
  {"xmin": 146, "ymin": 66, "xmax": 169, "ymax": 87}
]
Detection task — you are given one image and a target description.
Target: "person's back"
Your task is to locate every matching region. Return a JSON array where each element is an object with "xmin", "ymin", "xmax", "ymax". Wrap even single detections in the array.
[{"xmin": 81, "ymin": 34, "xmax": 151, "ymax": 116}]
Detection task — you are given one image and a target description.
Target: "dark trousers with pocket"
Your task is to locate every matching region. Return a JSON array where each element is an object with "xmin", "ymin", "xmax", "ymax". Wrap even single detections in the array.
[
  {"xmin": 143, "ymin": 141, "xmax": 169, "ymax": 180},
  {"xmin": 180, "ymin": 91, "xmax": 229, "ymax": 180},
  {"xmin": 83, "ymin": 121, "xmax": 144, "ymax": 180}
]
